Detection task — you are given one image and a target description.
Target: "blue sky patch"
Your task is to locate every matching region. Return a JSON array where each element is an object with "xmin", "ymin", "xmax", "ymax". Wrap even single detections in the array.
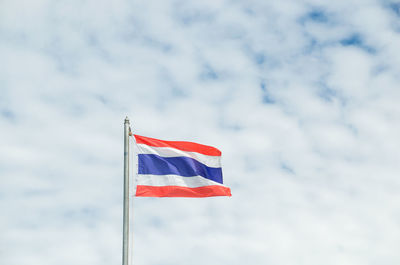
[
  {"xmin": 280, "ymin": 162, "xmax": 295, "ymax": 174},
  {"xmin": 143, "ymin": 37, "xmax": 173, "ymax": 53},
  {"xmin": 340, "ymin": 34, "xmax": 362, "ymax": 46},
  {"xmin": 318, "ymin": 85, "xmax": 337, "ymax": 102},
  {"xmin": 308, "ymin": 10, "xmax": 329, "ymax": 23},
  {"xmin": 200, "ymin": 64, "xmax": 218, "ymax": 81},
  {"xmin": 299, "ymin": 8, "xmax": 331, "ymax": 25},
  {"xmin": 1, "ymin": 109, "xmax": 15, "ymax": 121},
  {"xmin": 340, "ymin": 34, "xmax": 375, "ymax": 53},
  {"xmin": 389, "ymin": 2, "xmax": 400, "ymax": 16},
  {"xmin": 260, "ymin": 81, "xmax": 275, "ymax": 104},
  {"xmin": 255, "ymin": 53, "xmax": 266, "ymax": 65}
]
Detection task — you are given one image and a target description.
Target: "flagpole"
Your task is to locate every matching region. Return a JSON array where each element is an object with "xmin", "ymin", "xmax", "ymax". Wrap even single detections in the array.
[{"xmin": 122, "ymin": 116, "xmax": 130, "ymax": 265}]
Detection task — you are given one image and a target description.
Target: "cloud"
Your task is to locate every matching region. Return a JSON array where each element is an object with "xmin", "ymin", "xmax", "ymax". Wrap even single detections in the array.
[{"xmin": 1, "ymin": 0, "xmax": 400, "ymax": 265}]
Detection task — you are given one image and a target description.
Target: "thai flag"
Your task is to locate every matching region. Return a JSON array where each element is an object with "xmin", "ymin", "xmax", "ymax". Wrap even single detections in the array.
[{"xmin": 134, "ymin": 135, "xmax": 232, "ymax": 197}]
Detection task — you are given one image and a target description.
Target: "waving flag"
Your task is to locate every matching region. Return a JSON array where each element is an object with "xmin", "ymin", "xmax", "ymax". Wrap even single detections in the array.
[{"xmin": 134, "ymin": 135, "xmax": 231, "ymax": 197}]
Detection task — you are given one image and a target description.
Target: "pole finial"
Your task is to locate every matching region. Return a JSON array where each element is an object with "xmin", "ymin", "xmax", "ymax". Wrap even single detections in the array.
[{"xmin": 124, "ymin": 116, "xmax": 130, "ymax": 124}]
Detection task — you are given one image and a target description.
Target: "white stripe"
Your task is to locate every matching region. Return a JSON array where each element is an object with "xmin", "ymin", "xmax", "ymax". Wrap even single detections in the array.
[
  {"xmin": 135, "ymin": 144, "xmax": 221, "ymax": 168},
  {"xmin": 137, "ymin": 174, "xmax": 224, "ymax": 188}
]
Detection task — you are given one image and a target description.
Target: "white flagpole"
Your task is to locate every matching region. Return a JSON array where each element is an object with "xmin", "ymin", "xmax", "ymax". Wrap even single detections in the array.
[{"xmin": 122, "ymin": 116, "xmax": 130, "ymax": 265}]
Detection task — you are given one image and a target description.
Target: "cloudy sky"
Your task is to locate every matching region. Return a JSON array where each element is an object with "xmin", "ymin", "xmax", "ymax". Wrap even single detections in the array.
[{"xmin": 1, "ymin": 0, "xmax": 400, "ymax": 264}]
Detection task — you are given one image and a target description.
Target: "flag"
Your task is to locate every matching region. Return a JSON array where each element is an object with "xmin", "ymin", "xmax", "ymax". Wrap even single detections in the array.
[{"xmin": 134, "ymin": 134, "xmax": 232, "ymax": 197}]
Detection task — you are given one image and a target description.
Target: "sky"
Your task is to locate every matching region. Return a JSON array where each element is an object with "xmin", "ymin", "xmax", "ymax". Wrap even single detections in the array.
[{"xmin": 1, "ymin": 0, "xmax": 400, "ymax": 264}]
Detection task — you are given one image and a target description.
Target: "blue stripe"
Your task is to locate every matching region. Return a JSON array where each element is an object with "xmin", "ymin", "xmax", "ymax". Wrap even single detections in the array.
[{"xmin": 138, "ymin": 154, "xmax": 223, "ymax": 184}]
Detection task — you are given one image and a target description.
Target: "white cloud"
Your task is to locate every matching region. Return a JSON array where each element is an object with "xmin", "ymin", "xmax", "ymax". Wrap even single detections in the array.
[{"xmin": 1, "ymin": 0, "xmax": 400, "ymax": 264}]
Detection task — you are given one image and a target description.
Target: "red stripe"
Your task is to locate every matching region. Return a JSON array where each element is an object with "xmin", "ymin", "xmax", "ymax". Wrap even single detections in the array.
[
  {"xmin": 134, "ymin": 135, "xmax": 221, "ymax": 156},
  {"xmin": 135, "ymin": 185, "xmax": 232, "ymax": 197}
]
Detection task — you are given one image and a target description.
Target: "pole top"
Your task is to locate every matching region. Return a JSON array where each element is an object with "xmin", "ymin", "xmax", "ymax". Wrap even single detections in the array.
[{"xmin": 124, "ymin": 116, "xmax": 130, "ymax": 124}]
